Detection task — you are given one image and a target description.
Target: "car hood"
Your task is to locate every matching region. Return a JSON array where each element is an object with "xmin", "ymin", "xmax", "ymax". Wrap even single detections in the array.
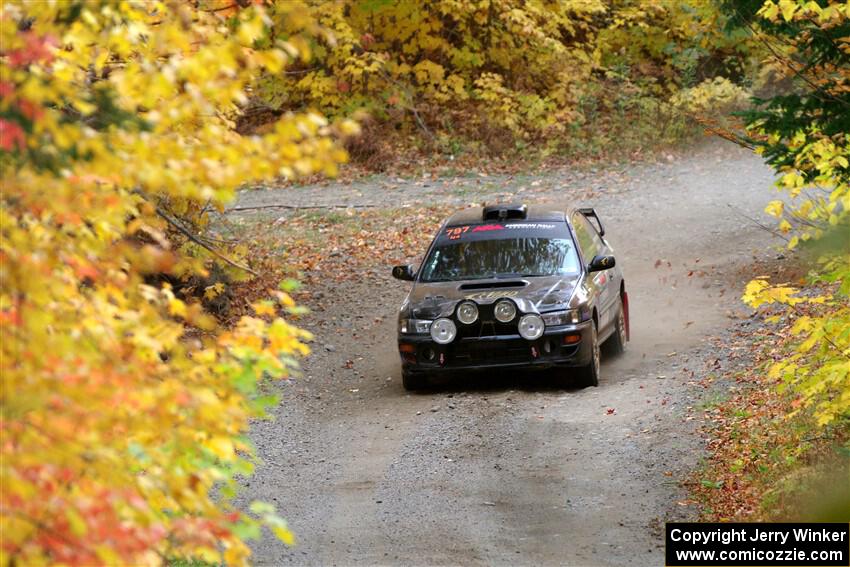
[{"xmin": 406, "ymin": 274, "xmax": 581, "ymax": 320}]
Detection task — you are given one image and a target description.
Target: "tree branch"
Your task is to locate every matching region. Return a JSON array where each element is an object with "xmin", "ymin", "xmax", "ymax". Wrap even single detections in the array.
[
  {"xmin": 224, "ymin": 203, "xmax": 378, "ymax": 213},
  {"xmin": 732, "ymin": 9, "xmax": 850, "ymax": 109},
  {"xmin": 726, "ymin": 203, "xmax": 789, "ymax": 241},
  {"xmin": 155, "ymin": 205, "xmax": 259, "ymax": 276}
]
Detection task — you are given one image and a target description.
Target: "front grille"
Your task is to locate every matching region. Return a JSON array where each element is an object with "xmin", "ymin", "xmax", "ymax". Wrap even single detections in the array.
[
  {"xmin": 414, "ymin": 338, "xmax": 579, "ymax": 369},
  {"xmin": 455, "ymin": 303, "xmax": 518, "ymax": 338},
  {"xmin": 452, "ymin": 339, "xmax": 531, "ymax": 364}
]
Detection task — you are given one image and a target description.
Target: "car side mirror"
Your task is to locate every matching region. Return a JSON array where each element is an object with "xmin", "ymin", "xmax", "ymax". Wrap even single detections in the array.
[
  {"xmin": 587, "ymin": 255, "xmax": 615, "ymax": 273},
  {"xmin": 392, "ymin": 264, "xmax": 417, "ymax": 281}
]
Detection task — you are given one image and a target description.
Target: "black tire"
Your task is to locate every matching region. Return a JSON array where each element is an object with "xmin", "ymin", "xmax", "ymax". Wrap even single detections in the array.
[
  {"xmin": 402, "ymin": 370, "xmax": 429, "ymax": 391},
  {"xmin": 576, "ymin": 321, "xmax": 600, "ymax": 388},
  {"xmin": 603, "ymin": 297, "xmax": 627, "ymax": 356}
]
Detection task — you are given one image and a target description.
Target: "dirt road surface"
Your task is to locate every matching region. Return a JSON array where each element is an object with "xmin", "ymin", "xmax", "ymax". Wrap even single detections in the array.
[{"xmin": 234, "ymin": 141, "xmax": 780, "ymax": 566}]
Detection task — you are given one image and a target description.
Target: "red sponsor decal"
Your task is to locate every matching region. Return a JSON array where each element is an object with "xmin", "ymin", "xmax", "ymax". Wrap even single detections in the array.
[{"xmin": 472, "ymin": 224, "xmax": 505, "ymax": 232}]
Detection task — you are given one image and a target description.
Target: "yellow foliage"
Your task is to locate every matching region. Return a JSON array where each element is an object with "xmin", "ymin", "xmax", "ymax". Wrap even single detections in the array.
[
  {"xmin": 257, "ymin": 0, "xmax": 737, "ymax": 142},
  {"xmin": 740, "ymin": 2, "xmax": 850, "ymax": 428},
  {"xmin": 0, "ymin": 2, "xmax": 350, "ymax": 565},
  {"xmin": 671, "ymin": 77, "xmax": 751, "ymax": 115}
]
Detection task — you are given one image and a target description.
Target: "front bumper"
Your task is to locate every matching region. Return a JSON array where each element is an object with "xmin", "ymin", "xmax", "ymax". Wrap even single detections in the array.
[{"xmin": 398, "ymin": 320, "xmax": 594, "ymax": 374}]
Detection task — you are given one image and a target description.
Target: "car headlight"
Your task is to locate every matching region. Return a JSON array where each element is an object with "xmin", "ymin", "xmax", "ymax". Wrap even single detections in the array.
[
  {"xmin": 430, "ymin": 318, "xmax": 457, "ymax": 344},
  {"xmin": 399, "ymin": 319, "xmax": 432, "ymax": 334},
  {"xmin": 494, "ymin": 299, "xmax": 517, "ymax": 323},
  {"xmin": 456, "ymin": 301, "xmax": 479, "ymax": 325},
  {"xmin": 541, "ymin": 310, "xmax": 581, "ymax": 326},
  {"xmin": 518, "ymin": 314, "xmax": 545, "ymax": 340}
]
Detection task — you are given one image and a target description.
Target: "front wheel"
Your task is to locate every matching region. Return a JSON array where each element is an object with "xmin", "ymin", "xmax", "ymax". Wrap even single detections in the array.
[
  {"xmin": 575, "ymin": 321, "xmax": 600, "ymax": 388},
  {"xmin": 402, "ymin": 370, "xmax": 429, "ymax": 391}
]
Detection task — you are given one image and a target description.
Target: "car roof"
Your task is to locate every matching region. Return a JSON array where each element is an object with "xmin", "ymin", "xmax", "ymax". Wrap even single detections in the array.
[{"xmin": 445, "ymin": 204, "xmax": 572, "ymax": 226}]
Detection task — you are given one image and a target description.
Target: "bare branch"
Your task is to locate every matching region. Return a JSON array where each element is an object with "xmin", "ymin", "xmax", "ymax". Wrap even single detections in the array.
[
  {"xmin": 224, "ymin": 203, "xmax": 378, "ymax": 213},
  {"xmin": 726, "ymin": 203, "xmax": 789, "ymax": 241},
  {"xmin": 155, "ymin": 205, "xmax": 259, "ymax": 276}
]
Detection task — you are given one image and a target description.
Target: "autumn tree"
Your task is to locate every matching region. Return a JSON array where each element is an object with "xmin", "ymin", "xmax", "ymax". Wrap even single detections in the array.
[
  {"xmin": 728, "ymin": 0, "xmax": 850, "ymax": 425},
  {"xmin": 0, "ymin": 2, "xmax": 354, "ymax": 565},
  {"xmin": 254, "ymin": 0, "xmax": 748, "ymax": 151}
]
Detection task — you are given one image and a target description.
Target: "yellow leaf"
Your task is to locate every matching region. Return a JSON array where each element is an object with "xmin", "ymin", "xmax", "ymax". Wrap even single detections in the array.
[
  {"xmin": 779, "ymin": 0, "xmax": 798, "ymax": 21},
  {"xmin": 272, "ymin": 525, "xmax": 296, "ymax": 546},
  {"xmin": 65, "ymin": 508, "xmax": 87, "ymax": 537},
  {"xmin": 206, "ymin": 437, "xmax": 236, "ymax": 461},
  {"xmin": 168, "ymin": 298, "xmax": 187, "ymax": 318},
  {"xmin": 765, "ymin": 200, "xmax": 784, "ymax": 218},
  {"xmin": 276, "ymin": 292, "xmax": 295, "ymax": 308},
  {"xmin": 204, "ymin": 282, "xmax": 225, "ymax": 300},
  {"xmin": 790, "ymin": 316, "xmax": 813, "ymax": 335},
  {"xmin": 253, "ymin": 301, "xmax": 277, "ymax": 316}
]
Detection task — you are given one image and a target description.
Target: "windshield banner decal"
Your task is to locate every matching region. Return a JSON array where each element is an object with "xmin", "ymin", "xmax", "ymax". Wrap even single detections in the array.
[{"xmin": 443, "ymin": 222, "xmax": 559, "ymax": 241}]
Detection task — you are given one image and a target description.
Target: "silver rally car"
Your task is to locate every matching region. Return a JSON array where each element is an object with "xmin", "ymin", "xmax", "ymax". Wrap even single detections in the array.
[{"xmin": 392, "ymin": 203, "xmax": 629, "ymax": 390}]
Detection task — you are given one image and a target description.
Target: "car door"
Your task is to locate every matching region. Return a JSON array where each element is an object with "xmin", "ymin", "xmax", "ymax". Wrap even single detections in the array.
[{"xmin": 571, "ymin": 212, "xmax": 617, "ymax": 332}]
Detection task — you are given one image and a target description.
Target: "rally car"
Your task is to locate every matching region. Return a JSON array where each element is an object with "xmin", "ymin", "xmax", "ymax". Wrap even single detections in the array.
[{"xmin": 392, "ymin": 203, "xmax": 628, "ymax": 390}]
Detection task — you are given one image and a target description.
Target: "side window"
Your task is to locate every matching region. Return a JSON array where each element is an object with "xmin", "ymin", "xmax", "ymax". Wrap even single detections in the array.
[{"xmin": 571, "ymin": 213, "xmax": 604, "ymax": 261}]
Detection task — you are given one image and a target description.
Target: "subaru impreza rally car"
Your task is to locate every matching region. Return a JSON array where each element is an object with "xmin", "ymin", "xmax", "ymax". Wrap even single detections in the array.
[{"xmin": 392, "ymin": 203, "xmax": 628, "ymax": 390}]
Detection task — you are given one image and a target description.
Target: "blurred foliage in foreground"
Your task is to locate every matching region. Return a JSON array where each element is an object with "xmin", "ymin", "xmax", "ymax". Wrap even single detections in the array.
[
  {"xmin": 706, "ymin": 0, "xmax": 849, "ymax": 521},
  {"xmin": 0, "ymin": 2, "xmax": 355, "ymax": 565},
  {"xmin": 734, "ymin": 0, "xmax": 849, "ymax": 429}
]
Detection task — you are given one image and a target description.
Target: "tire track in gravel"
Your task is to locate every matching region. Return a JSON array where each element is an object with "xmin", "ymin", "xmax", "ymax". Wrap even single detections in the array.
[{"xmin": 235, "ymin": 140, "xmax": 781, "ymax": 566}]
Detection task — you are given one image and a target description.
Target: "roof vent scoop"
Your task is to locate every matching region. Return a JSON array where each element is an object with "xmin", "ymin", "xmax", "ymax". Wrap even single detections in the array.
[{"xmin": 482, "ymin": 203, "xmax": 527, "ymax": 221}]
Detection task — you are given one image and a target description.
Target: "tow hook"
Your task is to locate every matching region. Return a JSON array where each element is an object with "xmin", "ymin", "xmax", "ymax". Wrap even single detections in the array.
[{"xmin": 531, "ymin": 346, "xmax": 539, "ymax": 358}]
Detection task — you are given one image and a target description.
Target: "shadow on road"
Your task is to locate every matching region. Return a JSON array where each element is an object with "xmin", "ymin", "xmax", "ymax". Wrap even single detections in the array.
[{"xmin": 412, "ymin": 356, "xmax": 625, "ymax": 394}]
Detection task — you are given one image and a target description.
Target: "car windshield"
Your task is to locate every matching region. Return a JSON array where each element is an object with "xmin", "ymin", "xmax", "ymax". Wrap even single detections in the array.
[{"xmin": 419, "ymin": 237, "xmax": 580, "ymax": 282}]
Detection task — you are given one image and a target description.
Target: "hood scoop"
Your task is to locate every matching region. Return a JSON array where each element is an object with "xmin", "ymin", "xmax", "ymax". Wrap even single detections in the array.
[{"xmin": 459, "ymin": 280, "xmax": 527, "ymax": 291}]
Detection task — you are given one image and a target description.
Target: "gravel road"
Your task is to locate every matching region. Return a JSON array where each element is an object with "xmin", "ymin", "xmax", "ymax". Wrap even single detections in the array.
[{"xmin": 234, "ymin": 140, "xmax": 780, "ymax": 566}]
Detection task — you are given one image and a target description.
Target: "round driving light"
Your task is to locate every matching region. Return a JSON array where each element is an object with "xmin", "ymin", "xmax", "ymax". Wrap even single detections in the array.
[
  {"xmin": 456, "ymin": 301, "xmax": 479, "ymax": 325},
  {"xmin": 430, "ymin": 318, "xmax": 457, "ymax": 344},
  {"xmin": 518, "ymin": 314, "xmax": 545, "ymax": 340},
  {"xmin": 494, "ymin": 299, "xmax": 517, "ymax": 323}
]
